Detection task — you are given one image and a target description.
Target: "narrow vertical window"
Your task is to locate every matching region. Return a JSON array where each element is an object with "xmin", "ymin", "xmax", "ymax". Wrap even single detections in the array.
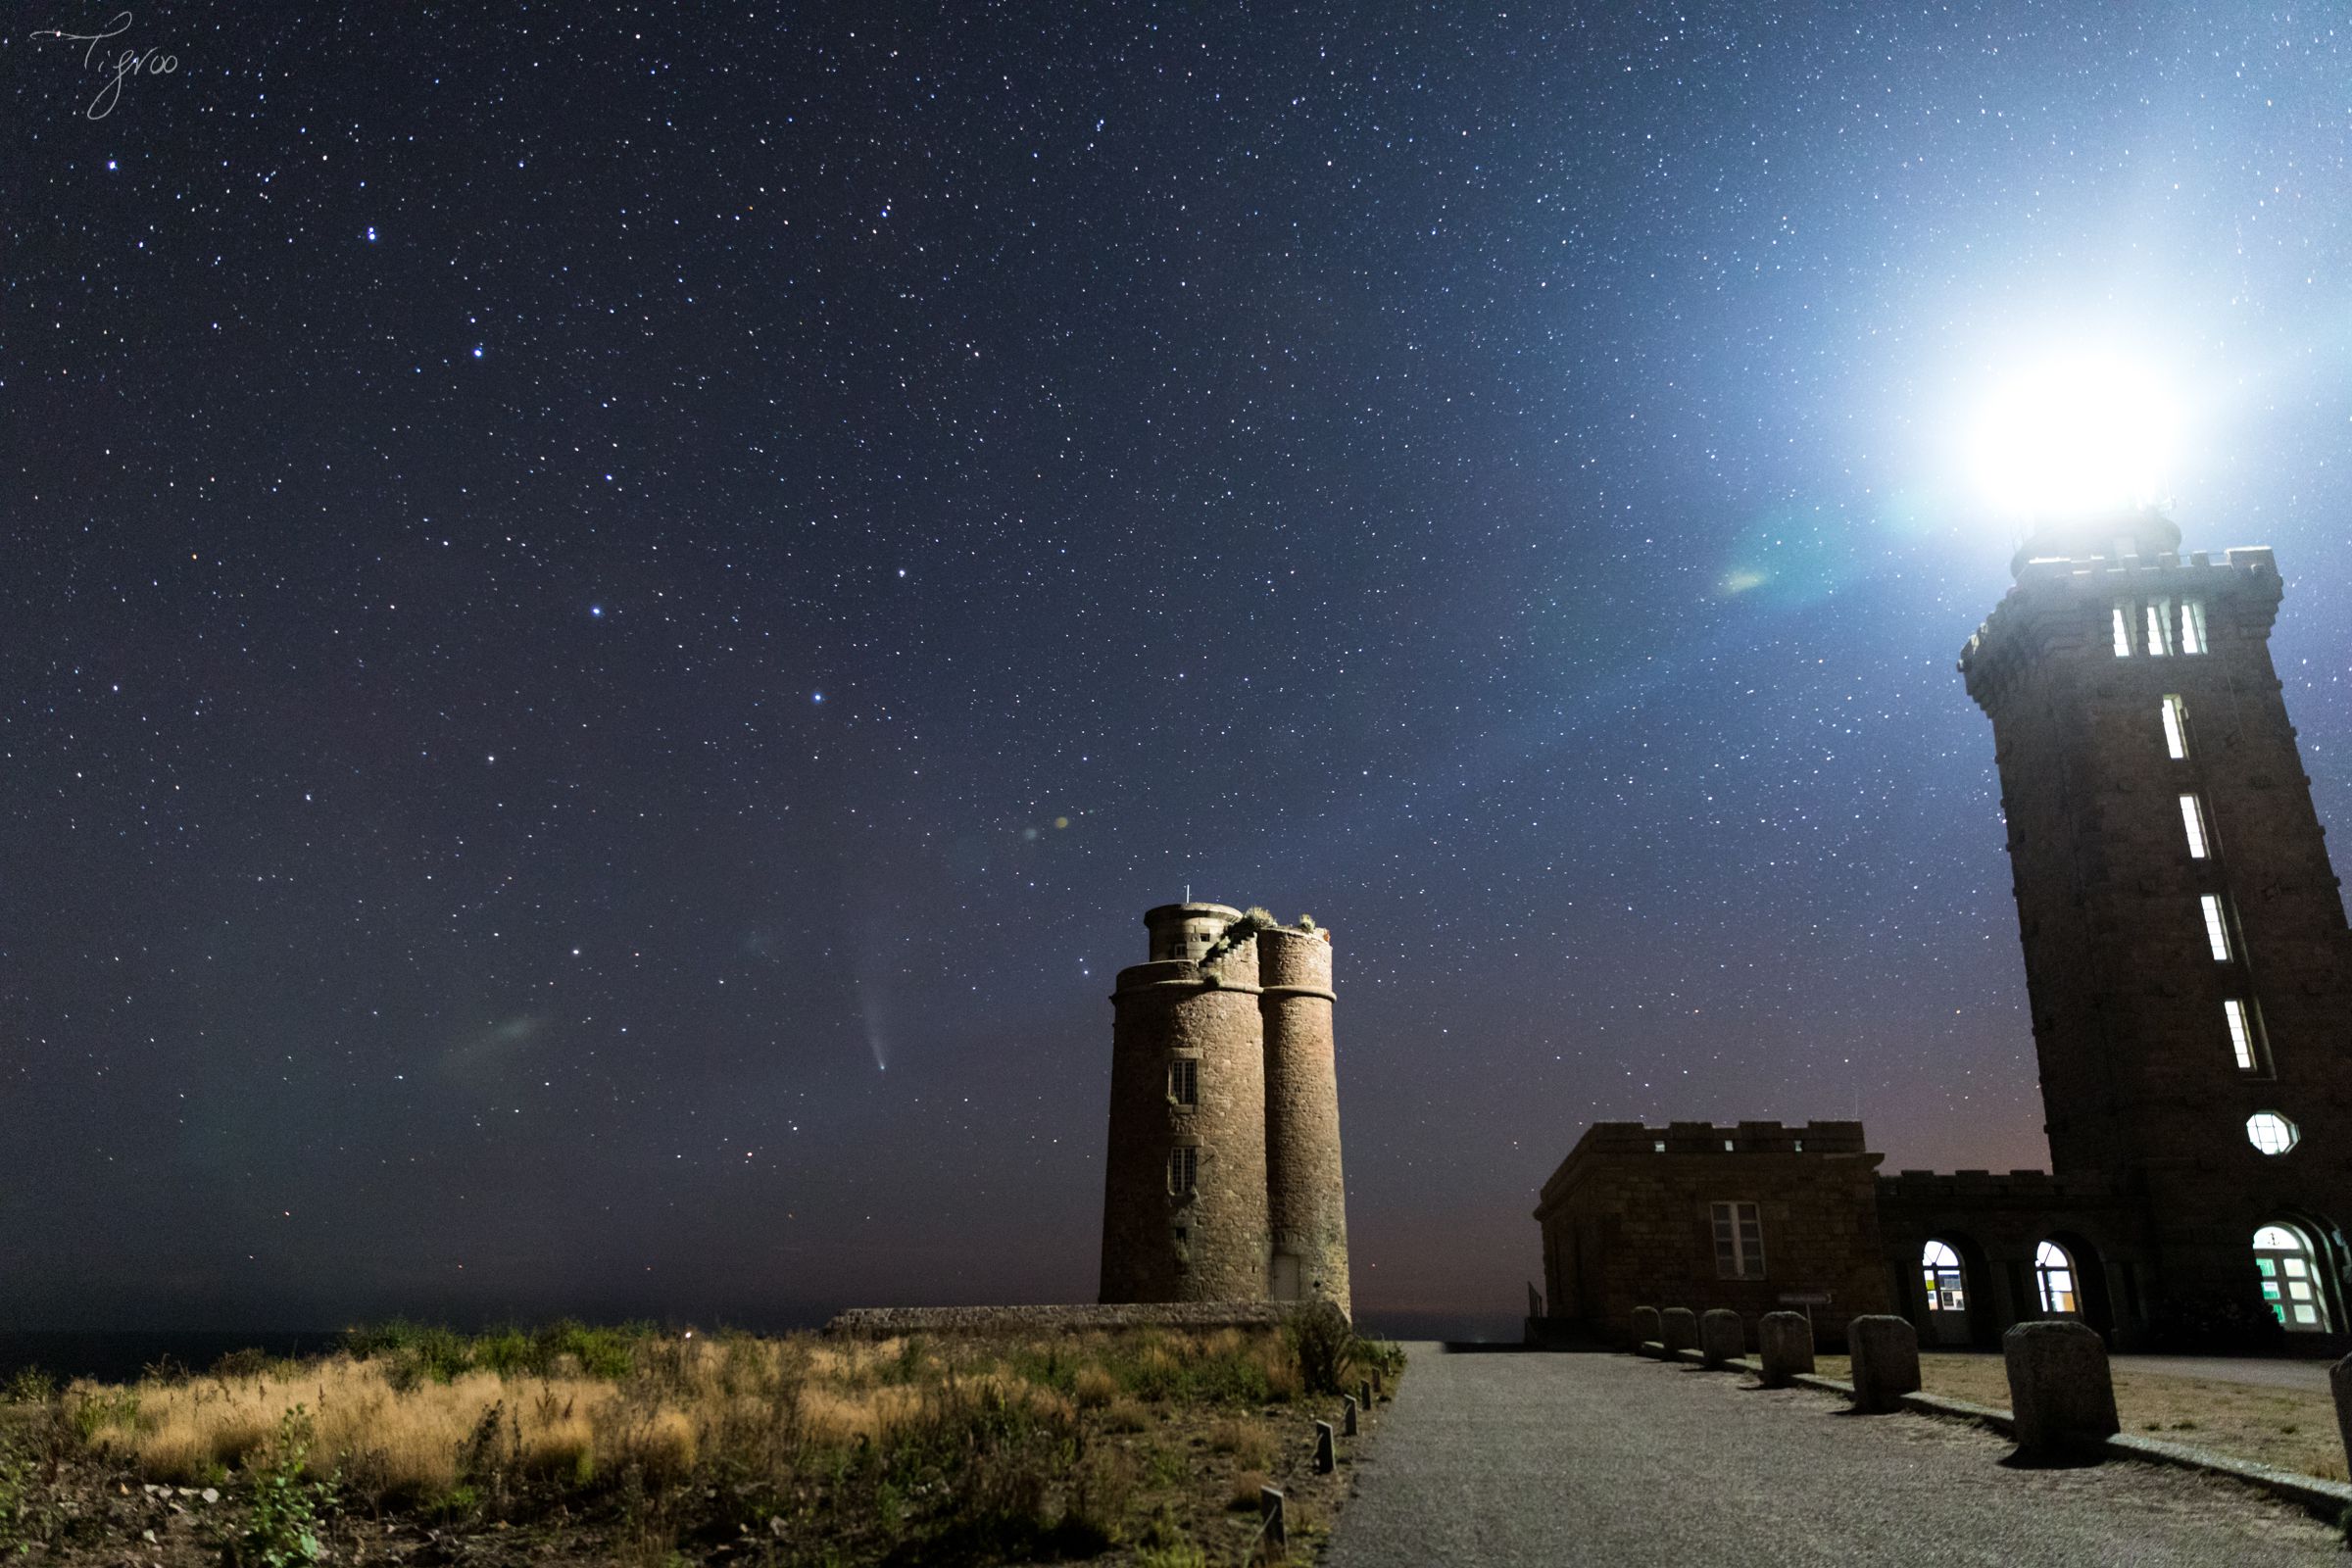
[
  {"xmin": 2145, "ymin": 599, "xmax": 2175, "ymax": 657},
  {"xmin": 2199, "ymin": 894, "xmax": 2232, "ymax": 960},
  {"xmin": 2181, "ymin": 599, "xmax": 2209, "ymax": 654},
  {"xmin": 1168, "ymin": 1057, "xmax": 1199, "ymax": 1107},
  {"xmin": 2161, "ymin": 695, "xmax": 2190, "ymax": 760},
  {"xmin": 1166, "ymin": 1146, "xmax": 1198, "ymax": 1196},
  {"xmin": 2224, "ymin": 999, "xmax": 2260, "ymax": 1071},
  {"xmin": 2112, "ymin": 603, "xmax": 2133, "ymax": 658},
  {"xmin": 2179, "ymin": 795, "xmax": 2212, "ymax": 859},
  {"xmin": 1711, "ymin": 1200, "xmax": 1766, "ymax": 1279}
]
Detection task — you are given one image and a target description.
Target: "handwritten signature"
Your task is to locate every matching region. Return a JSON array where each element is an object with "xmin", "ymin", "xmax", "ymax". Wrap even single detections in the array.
[{"xmin": 28, "ymin": 11, "xmax": 178, "ymax": 121}]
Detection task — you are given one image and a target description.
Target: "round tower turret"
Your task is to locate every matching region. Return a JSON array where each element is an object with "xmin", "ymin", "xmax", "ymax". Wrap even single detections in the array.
[
  {"xmin": 1099, "ymin": 904, "xmax": 1270, "ymax": 1302},
  {"xmin": 1258, "ymin": 925, "xmax": 1350, "ymax": 1315}
]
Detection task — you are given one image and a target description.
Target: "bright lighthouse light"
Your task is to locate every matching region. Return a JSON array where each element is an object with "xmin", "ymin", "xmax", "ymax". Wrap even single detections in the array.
[{"xmin": 1966, "ymin": 351, "xmax": 2181, "ymax": 518}]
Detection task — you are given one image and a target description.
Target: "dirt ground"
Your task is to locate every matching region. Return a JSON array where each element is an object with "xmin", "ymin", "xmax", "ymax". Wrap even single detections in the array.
[{"xmin": 1811, "ymin": 1350, "xmax": 2346, "ymax": 1480}]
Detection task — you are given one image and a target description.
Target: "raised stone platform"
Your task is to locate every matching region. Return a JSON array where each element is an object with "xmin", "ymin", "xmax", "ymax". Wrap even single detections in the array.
[{"xmin": 823, "ymin": 1300, "xmax": 1288, "ymax": 1338}]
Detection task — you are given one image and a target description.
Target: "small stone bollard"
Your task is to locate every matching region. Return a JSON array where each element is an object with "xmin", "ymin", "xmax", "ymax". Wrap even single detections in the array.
[
  {"xmin": 2332, "ymin": 1354, "xmax": 2352, "ymax": 1480},
  {"xmin": 1846, "ymin": 1315, "xmax": 1921, "ymax": 1413},
  {"xmin": 1344, "ymin": 1394, "xmax": 1359, "ymax": 1436},
  {"xmin": 1758, "ymin": 1311, "xmax": 1815, "ymax": 1387},
  {"xmin": 2004, "ymin": 1320, "xmax": 2118, "ymax": 1462},
  {"xmin": 1631, "ymin": 1304, "xmax": 1662, "ymax": 1352},
  {"xmin": 1659, "ymin": 1307, "xmax": 1700, "ymax": 1358},
  {"xmin": 1261, "ymin": 1486, "xmax": 1287, "ymax": 1550},
  {"xmin": 1359, "ymin": 1377, "xmax": 1374, "ymax": 1413},
  {"xmin": 1313, "ymin": 1419, "xmax": 1336, "ymax": 1473},
  {"xmin": 1700, "ymin": 1308, "xmax": 1745, "ymax": 1368}
]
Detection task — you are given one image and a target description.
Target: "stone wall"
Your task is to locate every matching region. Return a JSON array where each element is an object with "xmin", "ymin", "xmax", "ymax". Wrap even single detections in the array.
[
  {"xmin": 1534, "ymin": 1120, "xmax": 1893, "ymax": 1348},
  {"xmin": 1259, "ymin": 926, "xmax": 1350, "ymax": 1313}
]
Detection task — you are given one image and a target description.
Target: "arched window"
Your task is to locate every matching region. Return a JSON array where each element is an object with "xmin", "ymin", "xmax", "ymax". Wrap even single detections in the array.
[
  {"xmin": 2254, "ymin": 1224, "xmax": 2333, "ymax": 1333},
  {"xmin": 2034, "ymin": 1241, "xmax": 2079, "ymax": 1315},
  {"xmin": 1921, "ymin": 1241, "xmax": 1967, "ymax": 1311}
]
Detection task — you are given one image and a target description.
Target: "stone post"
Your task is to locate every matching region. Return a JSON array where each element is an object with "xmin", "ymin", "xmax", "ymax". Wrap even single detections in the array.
[
  {"xmin": 1758, "ymin": 1311, "xmax": 1815, "ymax": 1387},
  {"xmin": 1700, "ymin": 1309, "xmax": 1745, "ymax": 1368},
  {"xmin": 1631, "ymin": 1305, "xmax": 1661, "ymax": 1352},
  {"xmin": 1260, "ymin": 1487, "xmax": 1287, "ymax": 1550},
  {"xmin": 1343, "ymin": 1394, "xmax": 1358, "ymax": 1437},
  {"xmin": 1313, "ymin": 1419, "xmax": 1335, "ymax": 1473},
  {"xmin": 1846, "ymin": 1315, "xmax": 1920, "ymax": 1413},
  {"xmin": 1359, "ymin": 1377, "xmax": 1373, "ymax": 1413},
  {"xmin": 2004, "ymin": 1321, "xmax": 2119, "ymax": 1461},
  {"xmin": 1659, "ymin": 1307, "xmax": 1699, "ymax": 1357},
  {"xmin": 2332, "ymin": 1354, "xmax": 2352, "ymax": 1480}
]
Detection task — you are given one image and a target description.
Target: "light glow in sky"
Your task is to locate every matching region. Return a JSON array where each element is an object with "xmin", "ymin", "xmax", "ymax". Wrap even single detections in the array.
[{"xmin": 1966, "ymin": 349, "xmax": 2183, "ymax": 519}]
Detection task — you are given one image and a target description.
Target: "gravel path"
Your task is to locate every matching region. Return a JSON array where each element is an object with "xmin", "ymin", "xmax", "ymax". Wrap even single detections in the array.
[{"xmin": 1323, "ymin": 1346, "xmax": 2344, "ymax": 1566}]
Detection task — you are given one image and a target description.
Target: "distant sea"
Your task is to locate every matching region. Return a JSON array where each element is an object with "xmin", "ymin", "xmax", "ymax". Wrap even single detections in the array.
[{"xmin": 0, "ymin": 1332, "xmax": 353, "ymax": 1384}]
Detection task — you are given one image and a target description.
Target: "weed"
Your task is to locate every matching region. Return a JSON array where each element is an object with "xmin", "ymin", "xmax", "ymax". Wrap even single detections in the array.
[
  {"xmin": 232, "ymin": 1407, "xmax": 330, "ymax": 1568},
  {"xmin": 1286, "ymin": 1300, "xmax": 1356, "ymax": 1396},
  {"xmin": 1103, "ymin": 1397, "xmax": 1152, "ymax": 1433},
  {"xmin": 1138, "ymin": 1540, "xmax": 1208, "ymax": 1568},
  {"xmin": 1, "ymin": 1371, "xmax": 54, "ymax": 1407},
  {"xmin": 1227, "ymin": 1467, "xmax": 1271, "ymax": 1510}
]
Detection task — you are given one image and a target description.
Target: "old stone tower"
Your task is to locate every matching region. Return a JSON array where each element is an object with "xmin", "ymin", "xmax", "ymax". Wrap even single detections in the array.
[
  {"xmin": 1099, "ymin": 903, "xmax": 1351, "ymax": 1314},
  {"xmin": 1960, "ymin": 508, "xmax": 2352, "ymax": 1329}
]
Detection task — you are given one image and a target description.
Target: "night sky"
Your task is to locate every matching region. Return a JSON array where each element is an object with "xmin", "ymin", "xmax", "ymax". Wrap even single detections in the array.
[{"xmin": 9, "ymin": 5, "xmax": 2352, "ymax": 1337}]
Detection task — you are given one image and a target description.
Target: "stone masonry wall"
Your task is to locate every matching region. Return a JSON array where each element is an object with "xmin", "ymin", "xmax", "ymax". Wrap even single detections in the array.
[{"xmin": 1258, "ymin": 926, "xmax": 1349, "ymax": 1314}]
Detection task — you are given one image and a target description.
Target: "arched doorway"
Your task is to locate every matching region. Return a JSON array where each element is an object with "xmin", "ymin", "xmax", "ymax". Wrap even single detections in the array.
[
  {"xmin": 1921, "ymin": 1241, "xmax": 1972, "ymax": 1347},
  {"xmin": 2254, "ymin": 1222, "xmax": 2334, "ymax": 1333},
  {"xmin": 2034, "ymin": 1240, "xmax": 2081, "ymax": 1316}
]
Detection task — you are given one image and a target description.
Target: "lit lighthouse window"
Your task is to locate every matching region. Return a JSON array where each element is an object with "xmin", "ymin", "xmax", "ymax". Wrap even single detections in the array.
[
  {"xmin": 2246, "ymin": 1112, "xmax": 2298, "ymax": 1156},
  {"xmin": 2181, "ymin": 599, "xmax": 2209, "ymax": 654},
  {"xmin": 2199, "ymin": 895, "xmax": 2232, "ymax": 961},
  {"xmin": 2179, "ymin": 795, "xmax": 2212, "ymax": 859},
  {"xmin": 2224, "ymin": 1000, "xmax": 2260, "ymax": 1072},
  {"xmin": 2144, "ymin": 598, "xmax": 2176, "ymax": 657},
  {"xmin": 2161, "ymin": 695, "xmax": 2190, "ymax": 759},
  {"xmin": 2112, "ymin": 604, "xmax": 2132, "ymax": 659}
]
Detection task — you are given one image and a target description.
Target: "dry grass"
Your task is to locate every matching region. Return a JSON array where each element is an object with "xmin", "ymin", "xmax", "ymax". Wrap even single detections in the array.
[
  {"xmin": 19, "ymin": 1321, "xmax": 1404, "ymax": 1566},
  {"xmin": 1808, "ymin": 1351, "xmax": 2345, "ymax": 1480}
]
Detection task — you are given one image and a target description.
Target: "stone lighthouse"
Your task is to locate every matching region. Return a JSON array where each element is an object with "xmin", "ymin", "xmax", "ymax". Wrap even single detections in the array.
[
  {"xmin": 1099, "ymin": 903, "xmax": 1352, "ymax": 1314},
  {"xmin": 1961, "ymin": 507, "xmax": 2352, "ymax": 1333}
]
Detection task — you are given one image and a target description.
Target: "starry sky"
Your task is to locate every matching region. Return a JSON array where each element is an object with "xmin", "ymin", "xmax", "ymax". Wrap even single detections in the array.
[{"xmin": 8, "ymin": 4, "xmax": 2352, "ymax": 1338}]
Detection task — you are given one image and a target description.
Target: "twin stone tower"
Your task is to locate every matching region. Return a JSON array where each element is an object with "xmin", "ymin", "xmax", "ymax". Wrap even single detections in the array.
[{"xmin": 1099, "ymin": 903, "xmax": 1352, "ymax": 1316}]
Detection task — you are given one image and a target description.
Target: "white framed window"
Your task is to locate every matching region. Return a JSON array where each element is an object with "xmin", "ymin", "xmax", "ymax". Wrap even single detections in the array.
[
  {"xmin": 2181, "ymin": 599, "xmax": 2209, "ymax": 654},
  {"xmin": 2224, "ymin": 999, "xmax": 2262, "ymax": 1072},
  {"xmin": 2247, "ymin": 1112, "xmax": 2298, "ymax": 1156},
  {"xmin": 2199, "ymin": 894, "xmax": 2232, "ymax": 961},
  {"xmin": 2179, "ymin": 795, "xmax": 2212, "ymax": 858},
  {"xmin": 1166, "ymin": 1145, "xmax": 1199, "ymax": 1195},
  {"xmin": 1711, "ymin": 1200, "xmax": 1766, "ymax": 1279},
  {"xmin": 2161, "ymin": 695, "xmax": 2190, "ymax": 760},
  {"xmin": 2111, "ymin": 603, "xmax": 2133, "ymax": 659},
  {"xmin": 1922, "ymin": 1240, "xmax": 1968, "ymax": 1312},
  {"xmin": 2034, "ymin": 1241, "xmax": 2080, "ymax": 1314},
  {"xmin": 1653, "ymin": 1140, "xmax": 1666, "ymax": 1153},
  {"xmin": 1168, "ymin": 1057, "xmax": 1199, "ymax": 1107},
  {"xmin": 2144, "ymin": 599, "xmax": 2176, "ymax": 657},
  {"xmin": 2254, "ymin": 1224, "xmax": 2331, "ymax": 1331}
]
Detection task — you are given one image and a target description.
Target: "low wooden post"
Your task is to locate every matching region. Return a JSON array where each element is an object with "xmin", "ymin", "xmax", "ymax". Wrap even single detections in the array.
[
  {"xmin": 1313, "ymin": 1419, "xmax": 1336, "ymax": 1473},
  {"xmin": 1343, "ymin": 1394, "xmax": 1359, "ymax": 1436},
  {"xmin": 1261, "ymin": 1486, "xmax": 1287, "ymax": 1551}
]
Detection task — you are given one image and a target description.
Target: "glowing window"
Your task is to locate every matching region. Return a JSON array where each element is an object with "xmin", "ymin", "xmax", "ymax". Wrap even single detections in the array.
[
  {"xmin": 2199, "ymin": 894, "xmax": 2232, "ymax": 960},
  {"xmin": 1166, "ymin": 1145, "xmax": 1198, "ymax": 1195},
  {"xmin": 2111, "ymin": 603, "xmax": 2132, "ymax": 658},
  {"xmin": 2034, "ymin": 1241, "xmax": 2079, "ymax": 1314},
  {"xmin": 1168, "ymin": 1058, "xmax": 1199, "ymax": 1107},
  {"xmin": 1653, "ymin": 1140, "xmax": 1666, "ymax": 1153},
  {"xmin": 2224, "ymin": 1000, "xmax": 2261, "ymax": 1071},
  {"xmin": 2254, "ymin": 1224, "xmax": 2330, "ymax": 1331},
  {"xmin": 2179, "ymin": 795, "xmax": 2211, "ymax": 859},
  {"xmin": 2247, "ymin": 1112, "xmax": 2298, "ymax": 1156},
  {"xmin": 2182, "ymin": 599, "xmax": 2209, "ymax": 654},
  {"xmin": 2145, "ymin": 599, "xmax": 2175, "ymax": 657},
  {"xmin": 1922, "ymin": 1241, "xmax": 1967, "ymax": 1312},
  {"xmin": 2161, "ymin": 695, "xmax": 2190, "ymax": 760},
  {"xmin": 1711, "ymin": 1200, "xmax": 1766, "ymax": 1280}
]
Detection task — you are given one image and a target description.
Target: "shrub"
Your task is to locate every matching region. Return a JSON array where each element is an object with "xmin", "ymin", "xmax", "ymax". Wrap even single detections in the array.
[
  {"xmin": 234, "ymin": 1407, "xmax": 328, "ymax": 1568},
  {"xmin": 1285, "ymin": 1301, "xmax": 1356, "ymax": 1396},
  {"xmin": 1072, "ymin": 1366, "xmax": 1118, "ymax": 1409},
  {"xmin": 1102, "ymin": 1397, "xmax": 1151, "ymax": 1433},
  {"xmin": 1226, "ymin": 1468, "xmax": 1270, "ymax": 1511},
  {"xmin": 1207, "ymin": 1417, "xmax": 1274, "ymax": 1470}
]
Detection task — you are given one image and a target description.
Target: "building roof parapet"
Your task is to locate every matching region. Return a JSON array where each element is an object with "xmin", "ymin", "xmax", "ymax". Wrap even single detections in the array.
[{"xmin": 1536, "ymin": 1119, "xmax": 1877, "ymax": 1214}]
